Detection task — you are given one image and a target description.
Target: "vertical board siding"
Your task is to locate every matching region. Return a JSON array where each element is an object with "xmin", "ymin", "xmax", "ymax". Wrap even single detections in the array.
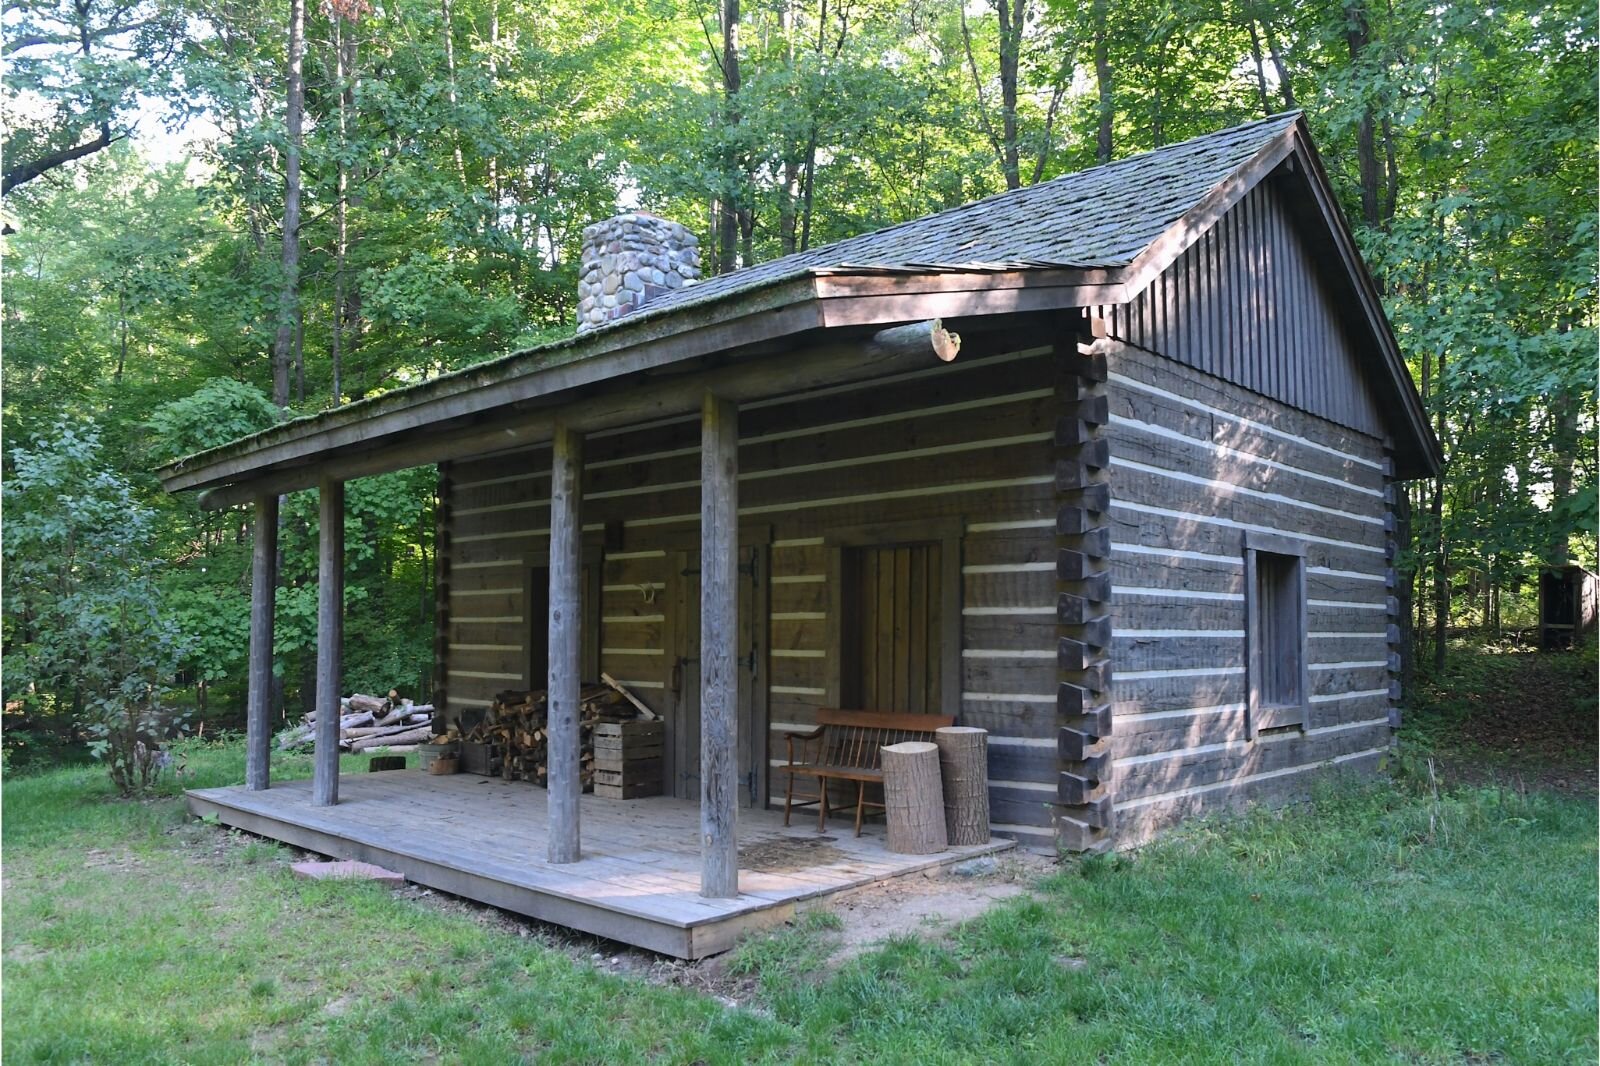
[
  {"xmin": 1105, "ymin": 338, "xmax": 1391, "ymax": 848},
  {"xmin": 1109, "ymin": 178, "xmax": 1384, "ymax": 439},
  {"xmin": 441, "ymin": 342, "xmax": 1061, "ymax": 831}
]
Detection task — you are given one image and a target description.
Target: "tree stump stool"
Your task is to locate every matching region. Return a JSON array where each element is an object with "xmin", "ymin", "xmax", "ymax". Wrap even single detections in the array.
[
  {"xmin": 934, "ymin": 726, "xmax": 990, "ymax": 845},
  {"xmin": 880, "ymin": 741, "xmax": 948, "ymax": 854}
]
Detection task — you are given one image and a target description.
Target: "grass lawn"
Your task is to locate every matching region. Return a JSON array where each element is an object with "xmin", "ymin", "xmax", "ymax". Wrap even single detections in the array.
[{"xmin": 4, "ymin": 738, "xmax": 1595, "ymax": 1064}]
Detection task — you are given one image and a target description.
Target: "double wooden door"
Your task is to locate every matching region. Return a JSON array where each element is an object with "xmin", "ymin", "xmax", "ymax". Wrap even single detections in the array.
[{"xmin": 662, "ymin": 545, "xmax": 768, "ymax": 806}]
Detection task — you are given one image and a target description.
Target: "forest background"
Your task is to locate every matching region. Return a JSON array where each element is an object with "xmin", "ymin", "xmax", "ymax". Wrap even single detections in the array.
[{"xmin": 2, "ymin": 0, "xmax": 1594, "ymax": 768}]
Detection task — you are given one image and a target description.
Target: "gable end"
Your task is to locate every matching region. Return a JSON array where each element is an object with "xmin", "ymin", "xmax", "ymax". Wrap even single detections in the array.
[{"xmin": 1104, "ymin": 169, "xmax": 1385, "ymax": 439}]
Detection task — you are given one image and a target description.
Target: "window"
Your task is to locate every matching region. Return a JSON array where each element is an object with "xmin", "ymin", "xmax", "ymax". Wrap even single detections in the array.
[
  {"xmin": 826, "ymin": 520, "xmax": 962, "ymax": 715},
  {"xmin": 1244, "ymin": 532, "xmax": 1308, "ymax": 735}
]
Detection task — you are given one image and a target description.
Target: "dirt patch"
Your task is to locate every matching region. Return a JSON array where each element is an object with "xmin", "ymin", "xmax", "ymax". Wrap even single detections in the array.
[
  {"xmin": 737, "ymin": 835, "xmax": 846, "ymax": 872},
  {"xmin": 82, "ymin": 847, "xmax": 144, "ymax": 872},
  {"xmin": 816, "ymin": 851, "xmax": 1053, "ymax": 962}
]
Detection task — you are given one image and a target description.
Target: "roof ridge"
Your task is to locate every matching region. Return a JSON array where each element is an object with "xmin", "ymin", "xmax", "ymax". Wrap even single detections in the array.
[{"xmin": 710, "ymin": 110, "xmax": 1304, "ymax": 278}]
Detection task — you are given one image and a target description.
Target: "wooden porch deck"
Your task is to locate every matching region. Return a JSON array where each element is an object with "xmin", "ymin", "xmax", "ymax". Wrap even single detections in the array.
[{"xmin": 186, "ymin": 771, "xmax": 1013, "ymax": 959}]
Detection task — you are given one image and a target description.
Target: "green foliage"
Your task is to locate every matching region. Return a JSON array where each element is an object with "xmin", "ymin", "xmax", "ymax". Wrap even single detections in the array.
[
  {"xmin": 146, "ymin": 379, "xmax": 280, "ymax": 464},
  {"xmin": 2, "ymin": 423, "xmax": 189, "ymax": 791}
]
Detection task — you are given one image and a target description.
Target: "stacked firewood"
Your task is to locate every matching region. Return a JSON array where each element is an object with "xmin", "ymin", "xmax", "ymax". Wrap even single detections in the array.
[
  {"xmin": 278, "ymin": 691, "xmax": 435, "ymax": 752},
  {"xmin": 454, "ymin": 681, "xmax": 647, "ymax": 789}
]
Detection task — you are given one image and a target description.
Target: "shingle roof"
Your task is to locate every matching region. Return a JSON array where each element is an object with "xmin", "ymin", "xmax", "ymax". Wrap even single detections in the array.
[
  {"xmin": 602, "ymin": 111, "xmax": 1302, "ymax": 324},
  {"xmin": 160, "ymin": 112, "xmax": 1325, "ymax": 486}
]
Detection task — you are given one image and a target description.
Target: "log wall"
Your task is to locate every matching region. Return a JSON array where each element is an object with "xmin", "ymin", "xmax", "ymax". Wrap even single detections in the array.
[
  {"xmin": 1102, "ymin": 341, "xmax": 1394, "ymax": 847},
  {"xmin": 437, "ymin": 335, "xmax": 1065, "ymax": 840}
]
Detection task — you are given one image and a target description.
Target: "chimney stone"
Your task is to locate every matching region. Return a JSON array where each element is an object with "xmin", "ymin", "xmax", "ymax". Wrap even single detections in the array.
[{"xmin": 576, "ymin": 213, "xmax": 700, "ymax": 331}]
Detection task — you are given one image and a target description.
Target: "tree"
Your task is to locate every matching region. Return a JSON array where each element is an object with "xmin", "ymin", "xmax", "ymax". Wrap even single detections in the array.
[
  {"xmin": 2, "ymin": 424, "xmax": 188, "ymax": 789},
  {"xmin": 2, "ymin": 0, "xmax": 187, "ymax": 195}
]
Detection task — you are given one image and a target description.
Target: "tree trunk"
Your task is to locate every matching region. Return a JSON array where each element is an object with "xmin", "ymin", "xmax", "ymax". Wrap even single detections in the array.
[
  {"xmin": 779, "ymin": 157, "xmax": 800, "ymax": 255},
  {"xmin": 293, "ymin": 307, "xmax": 304, "ymax": 404},
  {"xmin": 115, "ymin": 286, "xmax": 128, "ymax": 385},
  {"xmin": 271, "ymin": 0, "xmax": 306, "ymax": 410},
  {"xmin": 441, "ymin": 0, "xmax": 467, "ymax": 186},
  {"xmin": 1344, "ymin": 0, "xmax": 1384, "ymax": 231},
  {"xmin": 486, "ymin": 0, "xmax": 500, "ymax": 213},
  {"xmin": 799, "ymin": 130, "xmax": 819, "ymax": 250},
  {"xmin": 997, "ymin": 0, "xmax": 1023, "ymax": 190},
  {"xmin": 331, "ymin": 11, "xmax": 356, "ymax": 408},
  {"xmin": 1092, "ymin": 0, "xmax": 1113, "ymax": 164},
  {"xmin": 1547, "ymin": 388, "xmax": 1579, "ymax": 565},
  {"xmin": 1246, "ymin": 20, "xmax": 1272, "ymax": 117},
  {"xmin": 882, "ymin": 741, "xmax": 947, "ymax": 854},
  {"xmin": 716, "ymin": 0, "xmax": 742, "ymax": 275},
  {"xmin": 934, "ymin": 727, "xmax": 990, "ymax": 845},
  {"xmin": 1261, "ymin": 16, "xmax": 1296, "ymax": 109}
]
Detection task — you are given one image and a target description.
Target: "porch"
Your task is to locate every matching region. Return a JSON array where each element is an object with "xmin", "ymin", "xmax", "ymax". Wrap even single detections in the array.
[{"xmin": 187, "ymin": 770, "xmax": 1013, "ymax": 959}]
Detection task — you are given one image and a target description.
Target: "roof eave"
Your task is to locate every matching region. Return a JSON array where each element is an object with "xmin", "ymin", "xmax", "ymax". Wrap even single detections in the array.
[
  {"xmin": 159, "ymin": 268, "xmax": 1127, "ymax": 498},
  {"xmin": 157, "ymin": 273, "xmax": 827, "ymax": 493}
]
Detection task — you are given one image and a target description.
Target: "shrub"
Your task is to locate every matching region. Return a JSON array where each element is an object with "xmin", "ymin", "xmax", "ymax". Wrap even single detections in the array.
[{"xmin": 3, "ymin": 422, "xmax": 189, "ymax": 792}]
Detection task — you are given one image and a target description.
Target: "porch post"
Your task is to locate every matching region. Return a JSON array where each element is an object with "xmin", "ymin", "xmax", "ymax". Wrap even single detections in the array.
[
  {"xmin": 547, "ymin": 424, "xmax": 583, "ymax": 864},
  {"xmin": 245, "ymin": 493, "xmax": 279, "ymax": 791},
  {"xmin": 700, "ymin": 392, "xmax": 739, "ymax": 898},
  {"xmin": 312, "ymin": 475, "xmax": 344, "ymax": 807}
]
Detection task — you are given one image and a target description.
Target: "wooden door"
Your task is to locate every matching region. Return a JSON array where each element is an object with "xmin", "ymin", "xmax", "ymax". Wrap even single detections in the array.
[
  {"xmin": 842, "ymin": 542, "xmax": 942, "ymax": 713},
  {"xmin": 664, "ymin": 546, "xmax": 767, "ymax": 805}
]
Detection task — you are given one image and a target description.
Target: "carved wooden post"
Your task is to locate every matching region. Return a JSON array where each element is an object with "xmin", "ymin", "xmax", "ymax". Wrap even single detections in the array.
[
  {"xmin": 548, "ymin": 424, "xmax": 584, "ymax": 864},
  {"xmin": 700, "ymin": 392, "xmax": 739, "ymax": 898},
  {"xmin": 245, "ymin": 494, "xmax": 279, "ymax": 791},
  {"xmin": 312, "ymin": 476, "xmax": 344, "ymax": 807}
]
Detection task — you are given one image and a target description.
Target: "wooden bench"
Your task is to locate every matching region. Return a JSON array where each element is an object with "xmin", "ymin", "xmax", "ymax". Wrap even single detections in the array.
[{"xmin": 782, "ymin": 709, "xmax": 955, "ymax": 836}]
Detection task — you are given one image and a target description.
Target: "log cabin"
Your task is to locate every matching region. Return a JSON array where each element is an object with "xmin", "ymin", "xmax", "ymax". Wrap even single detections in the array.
[{"xmin": 162, "ymin": 112, "xmax": 1441, "ymax": 954}]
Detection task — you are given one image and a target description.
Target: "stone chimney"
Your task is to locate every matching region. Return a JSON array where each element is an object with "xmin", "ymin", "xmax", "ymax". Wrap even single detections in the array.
[{"xmin": 577, "ymin": 213, "xmax": 701, "ymax": 331}]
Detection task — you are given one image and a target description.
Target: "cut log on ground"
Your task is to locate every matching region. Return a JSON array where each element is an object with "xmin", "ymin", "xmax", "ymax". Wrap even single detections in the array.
[
  {"xmin": 349, "ymin": 724, "xmax": 432, "ymax": 751},
  {"xmin": 881, "ymin": 741, "xmax": 948, "ymax": 855},
  {"xmin": 934, "ymin": 726, "xmax": 991, "ymax": 845},
  {"xmin": 281, "ymin": 688, "xmax": 435, "ymax": 752}
]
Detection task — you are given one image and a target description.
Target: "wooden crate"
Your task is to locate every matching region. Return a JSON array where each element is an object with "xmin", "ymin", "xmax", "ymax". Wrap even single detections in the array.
[
  {"xmin": 593, "ymin": 720, "xmax": 664, "ymax": 757},
  {"xmin": 459, "ymin": 741, "xmax": 501, "ymax": 777},
  {"xmin": 592, "ymin": 721, "xmax": 663, "ymax": 799},
  {"xmin": 594, "ymin": 779, "xmax": 662, "ymax": 800}
]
